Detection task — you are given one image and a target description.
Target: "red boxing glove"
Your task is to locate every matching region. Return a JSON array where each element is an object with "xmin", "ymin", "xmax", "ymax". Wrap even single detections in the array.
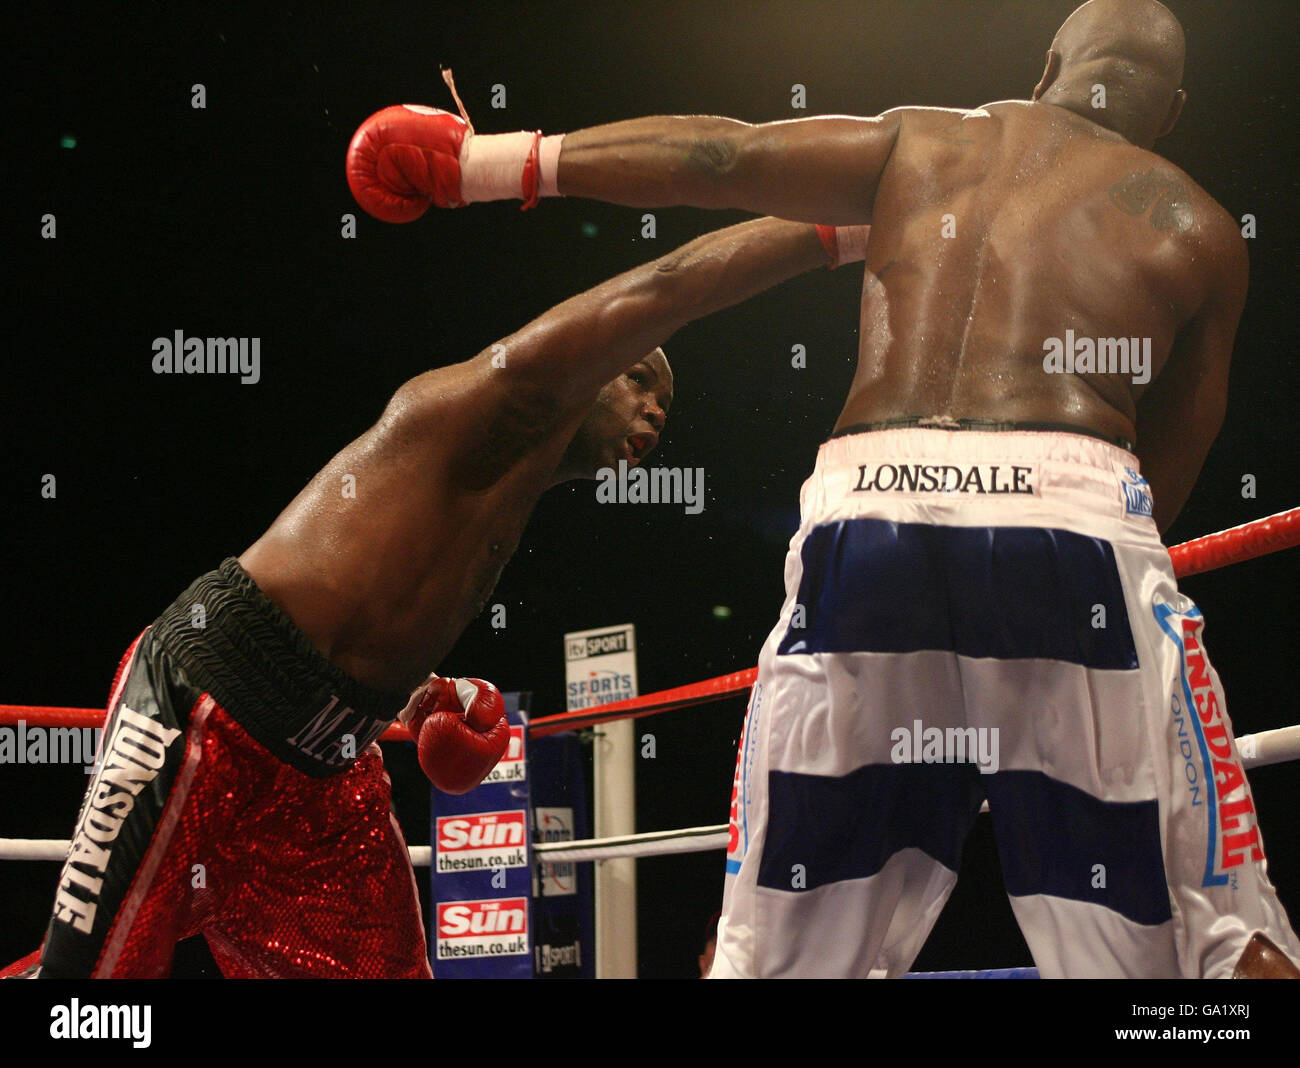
[
  {"xmin": 346, "ymin": 104, "xmax": 471, "ymax": 223},
  {"xmin": 400, "ymin": 676, "xmax": 510, "ymax": 794}
]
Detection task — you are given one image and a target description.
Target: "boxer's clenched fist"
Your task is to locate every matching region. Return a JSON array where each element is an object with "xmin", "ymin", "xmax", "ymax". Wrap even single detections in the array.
[
  {"xmin": 399, "ymin": 675, "xmax": 509, "ymax": 794},
  {"xmin": 346, "ymin": 105, "xmax": 473, "ymax": 222},
  {"xmin": 348, "ymin": 82, "xmax": 552, "ymax": 222}
]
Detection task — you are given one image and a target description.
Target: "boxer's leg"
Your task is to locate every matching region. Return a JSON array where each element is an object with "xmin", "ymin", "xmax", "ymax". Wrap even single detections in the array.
[
  {"xmin": 37, "ymin": 633, "xmax": 215, "ymax": 978},
  {"xmin": 205, "ymin": 741, "xmax": 432, "ymax": 979},
  {"xmin": 717, "ymin": 646, "xmax": 985, "ymax": 978},
  {"xmin": 714, "ymin": 488, "xmax": 985, "ymax": 978},
  {"xmin": 976, "ymin": 652, "xmax": 1182, "ymax": 979},
  {"xmin": 945, "ymin": 516, "xmax": 1184, "ymax": 979},
  {"xmin": 0, "ymin": 950, "xmax": 43, "ymax": 979},
  {"xmin": 1142, "ymin": 585, "xmax": 1300, "ymax": 978},
  {"xmin": 974, "ymin": 533, "xmax": 1300, "ymax": 977}
]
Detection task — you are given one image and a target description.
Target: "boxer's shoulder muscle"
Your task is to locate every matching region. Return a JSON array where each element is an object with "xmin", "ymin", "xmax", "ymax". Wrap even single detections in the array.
[
  {"xmin": 1095, "ymin": 146, "xmax": 1244, "ymax": 323},
  {"xmin": 381, "ymin": 355, "xmax": 577, "ymax": 488},
  {"xmin": 240, "ymin": 356, "xmax": 557, "ymax": 690},
  {"xmin": 887, "ymin": 102, "xmax": 1236, "ymax": 313}
]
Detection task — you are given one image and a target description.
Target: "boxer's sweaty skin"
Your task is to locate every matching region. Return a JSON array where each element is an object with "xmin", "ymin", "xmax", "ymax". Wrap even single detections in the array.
[
  {"xmin": 559, "ymin": 100, "xmax": 1247, "ymax": 534},
  {"xmin": 238, "ymin": 218, "xmax": 827, "ymax": 692},
  {"xmin": 239, "ymin": 361, "xmax": 601, "ymax": 692},
  {"xmin": 832, "ymin": 101, "xmax": 1245, "ymax": 534}
]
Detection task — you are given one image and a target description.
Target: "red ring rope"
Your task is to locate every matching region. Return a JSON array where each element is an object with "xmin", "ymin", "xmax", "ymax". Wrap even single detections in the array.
[
  {"xmin": 1166, "ymin": 506, "xmax": 1299, "ymax": 578},
  {"xmin": 530, "ymin": 668, "xmax": 758, "ymax": 739},
  {"xmin": 3, "ymin": 507, "xmax": 1296, "ymax": 735}
]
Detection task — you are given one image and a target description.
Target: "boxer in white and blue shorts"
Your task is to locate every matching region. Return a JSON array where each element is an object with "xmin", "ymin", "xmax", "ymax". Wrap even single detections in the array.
[
  {"xmin": 359, "ymin": 0, "xmax": 1299, "ymax": 979},
  {"xmin": 716, "ymin": 425, "xmax": 1300, "ymax": 978}
]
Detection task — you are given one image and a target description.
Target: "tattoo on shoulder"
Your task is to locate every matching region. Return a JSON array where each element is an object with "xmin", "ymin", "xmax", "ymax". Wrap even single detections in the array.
[{"xmin": 1107, "ymin": 170, "xmax": 1195, "ymax": 233}]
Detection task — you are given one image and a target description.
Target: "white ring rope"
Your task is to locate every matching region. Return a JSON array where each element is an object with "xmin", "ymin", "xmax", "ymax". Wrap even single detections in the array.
[
  {"xmin": 3, "ymin": 725, "xmax": 1297, "ymax": 865},
  {"xmin": 0, "ymin": 831, "xmax": 730, "ymax": 866},
  {"xmin": 1238, "ymin": 725, "xmax": 1300, "ymax": 769},
  {"xmin": 0, "ymin": 839, "xmax": 75, "ymax": 863},
  {"xmin": 535, "ymin": 824, "xmax": 729, "ymax": 863}
]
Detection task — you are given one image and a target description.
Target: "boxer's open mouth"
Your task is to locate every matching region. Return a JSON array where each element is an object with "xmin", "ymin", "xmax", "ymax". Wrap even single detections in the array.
[{"xmin": 628, "ymin": 432, "xmax": 657, "ymax": 460}]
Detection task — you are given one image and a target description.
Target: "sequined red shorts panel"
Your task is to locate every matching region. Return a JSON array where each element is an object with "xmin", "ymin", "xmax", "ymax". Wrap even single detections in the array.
[
  {"xmin": 39, "ymin": 635, "xmax": 431, "ymax": 978},
  {"xmin": 130, "ymin": 701, "xmax": 429, "ymax": 978}
]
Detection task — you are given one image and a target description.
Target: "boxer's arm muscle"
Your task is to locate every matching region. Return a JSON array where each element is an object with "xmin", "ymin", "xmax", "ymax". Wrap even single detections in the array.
[
  {"xmin": 1134, "ymin": 231, "xmax": 1248, "ymax": 534},
  {"xmin": 557, "ymin": 113, "xmax": 901, "ymax": 225},
  {"xmin": 477, "ymin": 217, "xmax": 831, "ymax": 420}
]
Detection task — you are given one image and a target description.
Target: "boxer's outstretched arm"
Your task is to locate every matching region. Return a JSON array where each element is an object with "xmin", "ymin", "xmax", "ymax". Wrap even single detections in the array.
[
  {"xmin": 347, "ymin": 101, "xmax": 898, "ymax": 225},
  {"xmin": 557, "ymin": 114, "xmax": 901, "ymax": 225},
  {"xmin": 480, "ymin": 217, "xmax": 835, "ymax": 417}
]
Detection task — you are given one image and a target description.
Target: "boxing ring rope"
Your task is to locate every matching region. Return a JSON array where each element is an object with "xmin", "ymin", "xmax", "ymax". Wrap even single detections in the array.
[
  {"xmin": 529, "ymin": 509, "xmax": 1300, "ymax": 737},
  {"xmin": 4, "ymin": 723, "xmax": 1296, "ymax": 865},
  {"xmin": 1164, "ymin": 505, "xmax": 1300, "ymax": 579},
  {"xmin": 4, "ymin": 506, "xmax": 1293, "ymax": 740},
  {"xmin": 2, "ymin": 506, "xmax": 1298, "ymax": 870},
  {"xmin": 0, "ymin": 829, "xmax": 732, "ymax": 866}
]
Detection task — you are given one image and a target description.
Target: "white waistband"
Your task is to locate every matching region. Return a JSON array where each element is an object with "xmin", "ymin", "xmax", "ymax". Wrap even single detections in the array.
[
  {"xmin": 818, "ymin": 427, "xmax": 1138, "ymax": 473},
  {"xmin": 804, "ymin": 428, "xmax": 1158, "ymax": 541}
]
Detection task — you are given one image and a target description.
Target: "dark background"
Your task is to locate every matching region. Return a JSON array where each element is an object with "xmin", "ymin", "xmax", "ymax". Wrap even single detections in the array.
[{"xmin": 3, "ymin": 0, "xmax": 1296, "ymax": 978}]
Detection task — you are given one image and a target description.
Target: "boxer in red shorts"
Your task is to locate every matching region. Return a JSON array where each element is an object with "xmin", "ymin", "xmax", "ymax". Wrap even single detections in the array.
[{"xmin": 7, "ymin": 196, "xmax": 863, "ymax": 975}]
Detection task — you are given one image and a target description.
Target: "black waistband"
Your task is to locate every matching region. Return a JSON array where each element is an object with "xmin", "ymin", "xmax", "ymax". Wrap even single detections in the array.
[
  {"xmin": 148, "ymin": 558, "xmax": 409, "ymax": 777},
  {"xmin": 830, "ymin": 417, "xmax": 1134, "ymax": 453}
]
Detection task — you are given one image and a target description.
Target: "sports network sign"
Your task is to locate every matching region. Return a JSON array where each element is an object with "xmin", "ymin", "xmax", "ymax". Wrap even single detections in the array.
[{"xmin": 565, "ymin": 623, "xmax": 638, "ymax": 712}]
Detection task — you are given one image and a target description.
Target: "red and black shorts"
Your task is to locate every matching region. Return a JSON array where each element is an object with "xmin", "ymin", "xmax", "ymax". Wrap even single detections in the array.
[{"xmin": 31, "ymin": 558, "xmax": 431, "ymax": 978}]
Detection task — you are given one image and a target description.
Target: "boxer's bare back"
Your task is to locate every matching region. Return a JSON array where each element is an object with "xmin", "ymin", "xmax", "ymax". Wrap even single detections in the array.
[
  {"xmin": 552, "ymin": 1, "xmax": 1246, "ymax": 534},
  {"xmin": 836, "ymin": 100, "xmax": 1246, "ymax": 530},
  {"xmin": 557, "ymin": 101, "xmax": 1245, "ymax": 536}
]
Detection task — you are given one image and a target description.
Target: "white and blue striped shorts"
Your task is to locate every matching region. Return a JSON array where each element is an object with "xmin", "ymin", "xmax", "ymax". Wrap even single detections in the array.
[{"xmin": 714, "ymin": 428, "xmax": 1299, "ymax": 978}]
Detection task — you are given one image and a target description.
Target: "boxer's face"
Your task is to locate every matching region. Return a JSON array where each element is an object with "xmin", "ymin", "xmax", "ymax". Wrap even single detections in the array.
[{"xmin": 563, "ymin": 349, "xmax": 673, "ymax": 479}]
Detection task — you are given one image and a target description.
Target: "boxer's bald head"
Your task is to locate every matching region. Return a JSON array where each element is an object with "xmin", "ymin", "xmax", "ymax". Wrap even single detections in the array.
[
  {"xmin": 554, "ymin": 348, "xmax": 674, "ymax": 483},
  {"xmin": 1033, "ymin": 0, "xmax": 1187, "ymax": 148}
]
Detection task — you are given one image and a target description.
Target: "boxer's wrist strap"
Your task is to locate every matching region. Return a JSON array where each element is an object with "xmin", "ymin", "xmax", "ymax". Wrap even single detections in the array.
[
  {"xmin": 816, "ymin": 223, "xmax": 869, "ymax": 269},
  {"xmin": 521, "ymin": 132, "xmax": 542, "ymax": 210},
  {"xmin": 459, "ymin": 131, "xmax": 534, "ymax": 203},
  {"xmin": 537, "ymin": 134, "xmax": 564, "ymax": 199},
  {"xmin": 835, "ymin": 225, "xmax": 869, "ymax": 266},
  {"xmin": 397, "ymin": 699, "xmax": 418, "ymax": 731},
  {"xmin": 815, "ymin": 224, "xmax": 838, "ymax": 265},
  {"xmin": 459, "ymin": 131, "xmax": 565, "ymax": 206}
]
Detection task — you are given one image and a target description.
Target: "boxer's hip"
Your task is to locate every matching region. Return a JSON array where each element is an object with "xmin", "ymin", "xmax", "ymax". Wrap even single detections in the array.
[
  {"xmin": 831, "ymin": 416, "xmax": 1134, "ymax": 452},
  {"xmin": 801, "ymin": 425, "xmax": 1158, "ymax": 549},
  {"xmin": 146, "ymin": 557, "xmax": 408, "ymax": 777}
]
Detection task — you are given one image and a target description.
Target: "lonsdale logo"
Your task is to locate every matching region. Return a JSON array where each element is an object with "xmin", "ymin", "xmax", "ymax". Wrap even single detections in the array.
[
  {"xmin": 1180, "ymin": 616, "xmax": 1263, "ymax": 878},
  {"xmin": 52, "ymin": 707, "xmax": 182, "ymax": 934}
]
